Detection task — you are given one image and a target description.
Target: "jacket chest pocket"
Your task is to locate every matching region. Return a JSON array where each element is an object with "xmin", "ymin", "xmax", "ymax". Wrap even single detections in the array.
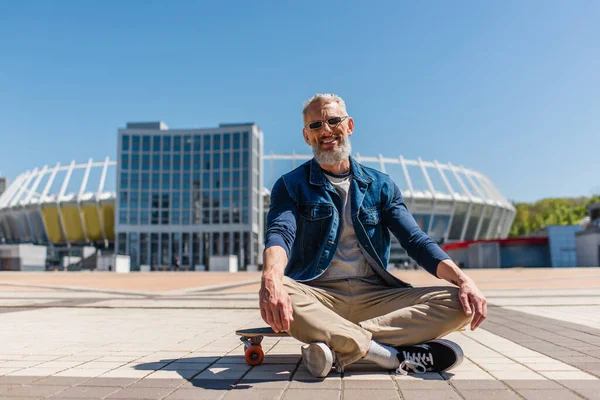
[
  {"xmin": 298, "ymin": 204, "xmax": 334, "ymax": 253},
  {"xmin": 358, "ymin": 208, "xmax": 380, "ymax": 225}
]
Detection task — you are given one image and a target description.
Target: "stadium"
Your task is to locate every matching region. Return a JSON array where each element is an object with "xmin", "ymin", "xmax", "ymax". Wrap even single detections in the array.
[{"xmin": 0, "ymin": 150, "xmax": 515, "ymax": 270}]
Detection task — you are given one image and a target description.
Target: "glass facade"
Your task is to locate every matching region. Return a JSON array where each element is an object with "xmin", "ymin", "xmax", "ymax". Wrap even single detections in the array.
[{"xmin": 116, "ymin": 122, "xmax": 263, "ymax": 271}]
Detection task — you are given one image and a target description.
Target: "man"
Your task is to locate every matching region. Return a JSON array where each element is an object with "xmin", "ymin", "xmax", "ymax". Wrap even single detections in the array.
[{"xmin": 260, "ymin": 94, "xmax": 487, "ymax": 377}]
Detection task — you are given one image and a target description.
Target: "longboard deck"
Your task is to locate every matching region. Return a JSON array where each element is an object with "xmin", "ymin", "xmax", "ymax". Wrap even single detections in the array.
[{"xmin": 236, "ymin": 327, "xmax": 289, "ymax": 337}]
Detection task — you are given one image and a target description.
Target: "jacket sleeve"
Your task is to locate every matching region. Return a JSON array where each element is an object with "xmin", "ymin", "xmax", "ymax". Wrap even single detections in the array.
[
  {"xmin": 382, "ymin": 181, "xmax": 450, "ymax": 277},
  {"xmin": 264, "ymin": 177, "xmax": 298, "ymax": 259}
]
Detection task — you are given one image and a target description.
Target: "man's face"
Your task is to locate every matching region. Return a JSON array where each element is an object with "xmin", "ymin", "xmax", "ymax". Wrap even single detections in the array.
[{"xmin": 303, "ymin": 101, "xmax": 354, "ymax": 165}]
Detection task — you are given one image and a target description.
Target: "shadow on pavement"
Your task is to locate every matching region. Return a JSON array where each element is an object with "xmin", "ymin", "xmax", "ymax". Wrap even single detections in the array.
[{"xmin": 135, "ymin": 355, "xmax": 304, "ymax": 389}]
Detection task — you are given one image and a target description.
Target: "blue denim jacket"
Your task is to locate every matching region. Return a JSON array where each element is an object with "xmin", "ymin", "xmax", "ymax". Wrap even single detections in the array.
[{"xmin": 265, "ymin": 157, "xmax": 449, "ymax": 288}]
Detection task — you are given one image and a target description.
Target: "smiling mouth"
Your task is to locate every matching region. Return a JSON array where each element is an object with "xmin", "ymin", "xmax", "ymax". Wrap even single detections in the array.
[{"xmin": 321, "ymin": 137, "xmax": 338, "ymax": 145}]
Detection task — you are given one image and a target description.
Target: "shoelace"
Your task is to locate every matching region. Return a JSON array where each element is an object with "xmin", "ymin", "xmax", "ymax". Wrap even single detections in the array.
[{"xmin": 395, "ymin": 351, "xmax": 433, "ymax": 376}]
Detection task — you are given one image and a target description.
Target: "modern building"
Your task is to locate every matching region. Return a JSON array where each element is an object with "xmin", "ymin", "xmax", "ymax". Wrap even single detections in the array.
[
  {"xmin": 116, "ymin": 122, "xmax": 264, "ymax": 271},
  {"xmin": 576, "ymin": 202, "xmax": 600, "ymax": 266},
  {"xmin": 0, "ymin": 177, "xmax": 7, "ymax": 197}
]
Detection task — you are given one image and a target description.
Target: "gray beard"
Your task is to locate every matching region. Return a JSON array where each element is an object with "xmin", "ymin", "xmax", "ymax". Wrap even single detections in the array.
[{"xmin": 312, "ymin": 136, "xmax": 352, "ymax": 166}]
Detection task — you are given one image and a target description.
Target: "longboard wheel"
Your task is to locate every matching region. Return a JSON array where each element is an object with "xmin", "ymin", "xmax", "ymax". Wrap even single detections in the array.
[{"xmin": 244, "ymin": 346, "xmax": 264, "ymax": 366}]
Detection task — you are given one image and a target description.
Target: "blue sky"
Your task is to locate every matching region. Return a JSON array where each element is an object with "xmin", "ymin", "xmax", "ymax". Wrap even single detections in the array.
[{"xmin": 0, "ymin": 0, "xmax": 598, "ymax": 202}]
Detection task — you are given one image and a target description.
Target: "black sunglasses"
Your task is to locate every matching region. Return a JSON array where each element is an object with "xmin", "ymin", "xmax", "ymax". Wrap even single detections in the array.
[{"xmin": 305, "ymin": 116, "xmax": 349, "ymax": 130}]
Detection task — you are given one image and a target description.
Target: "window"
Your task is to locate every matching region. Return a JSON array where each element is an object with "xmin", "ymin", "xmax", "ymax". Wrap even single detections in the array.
[
  {"xmin": 183, "ymin": 173, "xmax": 191, "ymax": 189},
  {"xmin": 183, "ymin": 136, "xmax": 191, "ymax": 152},
  {"xmin": 121, "ymin": 154, "xmax": 129, "ymax": 170},
  {"xmin": 213, "ymin": 135, "xmax": 221, "ymax": 151},
  {"xmin": 204, "ymin": 135, "xmax": 211, "ymax": 151},
  {"xmin": 243, "ymin": 132, "xmax": 249, "ymax": 149},
  {"xmin": 223, "ymin": 153, "xmax": 230, "ymax": 169},
  {"xmin": 142, "ymin": 154, "xmax": 150, "ymax": 171},
  {"xmin": 118, "ymin": 233, "xmax": 127, "ymax": 255},
  {"xmin": 119, "ymin": 191, "xmax": 128, "ymax": 204},
  {"xmin": 162, "ymin": 173, "xmax": 170, "ymax": 190},
  {"xmin": 119, "ymin": 211, "xmax": 127, "ymax": 224},
  {"xmin": 223, "ymin": 133, "xmax": 230, "ymax": 150},
  {"xmin": 233, "ymin": 132, "xmax": 240, "ymax": 149},
  {"xmin": 174, "ymin": 136, "xmax": 181, "ymax": 151},
  {"xmin": 142, "ymin": 136, "xmax": 150, "ymax": 151},
  {"xmin": 194, "ymin": 136, "xmax": 202, "ymax": 151},
  {"xmin": 122, "ymin": 135, "xmax": 130, "ymax": 151},
  {"xmin": 213, "ymin": 171, "xmax": 221, "ymax": 189},
  {"xmin": 129, "ymin": 210, "xmax": 138, "ymax": 224},
  {"xmin": 161, "ymin": 210, "xmax": 169, "ymax": 224},
  {"xmin": 141, "ymin": 173, "xmax": 149, "ymax": 189},
  {"xmin": 163, "ymin": 154, "xmax": 171, "ymax": 170},
  {"xmin": 233, "ymin": 171, "xmax": 240, "ymax": 188},
  {"xmin": 132, "ymin": 135, "xmax": 140, "ymax": 151},
  {"xmin": 203, "ymin": 172, "xmax": 210, "ymax": 189},
  {"xmin": 223, "ymin": 171, "xmax": 230, "ymax": 189},
  {"xmin": 213, "ymin": 153, "xmax": 220, "ymax": 169},
  {"xmin": 173, "ymin": 155, "xmax": 181, "ymax": 171},
  {"xmin": 233, "ymin": 152, "xmax": 240, "ymax": 168},
  {"xmin": 120, "ymin": 173, "xmax": 128, "ymax": 189},
  {"xmin": 172, "ymin": 211, "xmax": 180, "ymax": 224},
  {"xmin": 141, "ymin": 192, "xmax": 149, "ymax": 208},
  {"xmin": 131, "ymin": 154, "xmax": 139, "ymax": 171},
  {"xmin": 153, "ymin": 136, "xmax": 161, "ymax": 152},
  {"xmin": 131, "ymin": 173, "xmax": 139, "ymax": 189},
  {"xmin": 163, "ymin": 136, "xmax": 171, "ymax": 151},
  {"xmin": 183, "ymin": 154, "xmax": 191, "ymax": 171},
  {"xmin": 152, "ymin": 154, "xmax": 160, "ymax": 170}
]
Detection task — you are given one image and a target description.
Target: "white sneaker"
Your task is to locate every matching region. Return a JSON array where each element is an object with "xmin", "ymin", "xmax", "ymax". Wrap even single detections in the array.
[{"xmin": 301, "ymin": 342, "xmax": 334, "ymax": 378}]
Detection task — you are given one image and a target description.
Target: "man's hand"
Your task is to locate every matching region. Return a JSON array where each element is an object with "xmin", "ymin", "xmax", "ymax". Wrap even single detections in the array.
[
  {"xmin": 458, "ymin": 278, "xmax": 487, "ymax": 330},
  {"xmin": 259, "ymin": 276, "xmax": 294, "ymax": 333}
]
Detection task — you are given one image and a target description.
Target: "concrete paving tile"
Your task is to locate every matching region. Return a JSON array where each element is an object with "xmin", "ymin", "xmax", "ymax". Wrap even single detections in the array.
[
  {"xmin": 77, "ymin": 377, "xmax": 139, "ymax": 387},
  {"xmin": 53, "ymin": 368, "xmax": 111, "ymax": 377},
  {"xmin": 502, "ymin": 380, "xmax": 563, "ymax": 390},
  {"xmin": 75, "ymin": 361, "xmax": 128, "ymax": 370},
  {"xmin": 181, "ymin": 379, "xmax": 236, "ymax": 390},
  {"xmin": 342, "ymin": 389, "xmax": 401, "ymax": 400},
  {"xmin": 459, "ymin": 389, "xmax": 521, "ymax": 400},
  {"xmin": 6, "ymin": 367, "xmax": 66, "ymax": 377},
  {"xmin": 539, "ymin": 371, "xmax": 597, "ymax": 380},
  {"xmin": 105, "ymin": 386, "xmax": 174, "ymax": 399},
  {"xmin": 32, "ymin": 376, "xmax": 91, "ymax": 386},
  {"xmin": 236, "ymin": 380, "xmax": 289, "ymax": 390},
  {"xmin": 2, "ymin": 384, "xmax": 69, "ymax": 397},
  {"xmin": 160, "ymin": 363, "xmax": 210, "ymax": 371},
  {"xmin": 0, "ymin": 377, "xmax": 39, "ymax": 385},
  {"xmin": 449, "ymin": 380, "xmax": 507, "ymax": 390},
  {"xmin": 0, "ymin": 385, "xmax": 20, "ymax": 395},
  {"xmin": 282, "ymin": 389, "xmax": 340, "ymax": 400},
  {"xmin": 164, "ymin": 387, "xmax": 227, "ymax": 400},
  {"xmin": 0, "ymin": 370, "xmax": 21, "ymax": 377},
  {"xmin": 143, "ymin": 370, "xmax": 199, "ymax": 380},
  {"xmin": 342, "ymin": 379, "xmax": 396, "ymax": 389},
  {"xmin": 192, "ymin": 364, "xmax": 251, "ymax": 380},
  {"xmin": 571, "ymin": 388, "xmax": 600, "ymax": 400},
  {"xmin": 557, "ymin": 379, "xmax": 600, "ymax": 390},
  {"xmin": 243, "ymin": 365, "xmax": 295, "ymax": 381},
  {"xmin": 442, "ymin": 371, "xmax": 497, "ymax": 380},
  {"xmin": 514, "ymin": 389, "xmax": 583, "ymax": 400},
  {"xmin": 394, "ymin": 379, "xmax": 450, "ymax": 390},
  {"xmin": 288, "ymin": 379, "xmax": 341, "ymax": 390},
  {"xmin": 98, "ymin": 369, "xmax": 153, "ymax": 379},
  {"xmin": 393, "ymin": 372, "xmax": 444, "ymax": 382},
  {"xmin": 400, "ymin": 389, "xmax": 461, "ymax": 400},
  {"xmin": 128, "ymin": 378, "xmax": 186, "ymax": 388},
  {"xmin": 487, "ymin": 370, "xmax": 545, "ymax": 380},
  {"xmin": 48, "ymin": 385, "xmax": 120, "ymax": 398},
  {"xmin": 221, "ymin": 388, "xmax": 285, "ymax": 400}
]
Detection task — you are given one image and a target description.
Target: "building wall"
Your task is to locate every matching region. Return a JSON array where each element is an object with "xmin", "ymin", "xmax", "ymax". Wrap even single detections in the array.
[
  {"xmin": 575, "ymin": 230, "xmax": 600, "ymax": 267},
  {"xmin": 500, "ymin": 244, "xmax": 550, "ymax": 268},
  {"xmin": 0, "ymin": 178, "xmax": 7, "ymax": 197},
  {"xmin": 547, "ymin": 225, "xmax": 583, "ymax": 267},
  {"xmin": 115, "ymin": 122, "xmax": 263, "ymax": 270}
]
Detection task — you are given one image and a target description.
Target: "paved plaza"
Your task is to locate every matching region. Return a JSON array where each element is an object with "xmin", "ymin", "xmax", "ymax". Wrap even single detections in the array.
[{"xmin": 0, "ymin": 268, "xmax": 599, "ymax": 399}]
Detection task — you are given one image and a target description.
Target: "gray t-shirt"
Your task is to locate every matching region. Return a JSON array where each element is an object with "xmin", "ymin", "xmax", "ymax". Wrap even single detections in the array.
[{"xmin": 314, "ymin": 170, "xmax": 377, "ymax": 281}]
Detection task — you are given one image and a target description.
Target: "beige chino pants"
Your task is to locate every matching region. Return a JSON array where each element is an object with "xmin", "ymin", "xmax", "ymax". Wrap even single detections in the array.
[{"xmin": 283, "ymin": 276, "xmax": 471, "ymax": 368}]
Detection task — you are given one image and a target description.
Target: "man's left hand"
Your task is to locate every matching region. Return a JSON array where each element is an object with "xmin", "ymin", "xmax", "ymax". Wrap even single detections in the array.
[{"xmin": 458, "ymin": 278, "xmax": 487, "ymax": 330}]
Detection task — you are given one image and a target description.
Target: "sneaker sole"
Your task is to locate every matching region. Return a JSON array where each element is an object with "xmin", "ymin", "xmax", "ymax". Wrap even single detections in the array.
[
  {"xmin": 301, "ymin": 343, "xmax": 333, "ymax": 378},
  {"xmin": 429, "ymin": 339, "xmax": 464, "ymax": 371}
]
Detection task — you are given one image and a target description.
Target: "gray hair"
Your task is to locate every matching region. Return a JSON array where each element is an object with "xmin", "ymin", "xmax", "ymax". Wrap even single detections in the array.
[{"xmin": 302, "ymin": 93, "xmax": 348, "ymax": 119}]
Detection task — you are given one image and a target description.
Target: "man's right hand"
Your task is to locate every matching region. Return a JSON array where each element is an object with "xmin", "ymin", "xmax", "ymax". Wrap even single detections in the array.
[{"xmin": 259, "ymin": 276, "xmax": 294, "ymax": 333}]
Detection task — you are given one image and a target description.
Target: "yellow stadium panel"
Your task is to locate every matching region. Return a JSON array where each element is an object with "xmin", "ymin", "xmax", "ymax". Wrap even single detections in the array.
[
  {"xmin": 41, "ymin": 206, "xmax": 65, "ymax": 244},
  {"xmin": 81, "ymin": 203, "xmax": 102, "ymax": 241},
  {"xmin": 101, "ymin": 203, "xmax": 115, "ymax": 241},
  {"xmin": 60, "ymin": 204, "xmax": 85, "ymax": 243}
]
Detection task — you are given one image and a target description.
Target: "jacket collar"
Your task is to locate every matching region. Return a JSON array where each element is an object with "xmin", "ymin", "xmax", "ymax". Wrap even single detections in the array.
[{"xmin": 309, "ymin": 156, "xmax": 374, "ymax": 186}]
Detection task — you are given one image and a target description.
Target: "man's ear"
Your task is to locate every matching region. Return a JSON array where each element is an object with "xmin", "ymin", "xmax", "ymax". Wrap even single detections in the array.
[
  {"xmin": 302, "ymin": 128, "xmax": 311, "ymax": 146},
  {"xmin": 347, "ymin": 117, "xmax": 354, "ymax": 136}
]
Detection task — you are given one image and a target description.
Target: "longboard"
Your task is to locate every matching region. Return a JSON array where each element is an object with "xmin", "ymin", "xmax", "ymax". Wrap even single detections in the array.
[{"xmin": 235, "ymin": 327, "xmax": 289, "ymax": 366}]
